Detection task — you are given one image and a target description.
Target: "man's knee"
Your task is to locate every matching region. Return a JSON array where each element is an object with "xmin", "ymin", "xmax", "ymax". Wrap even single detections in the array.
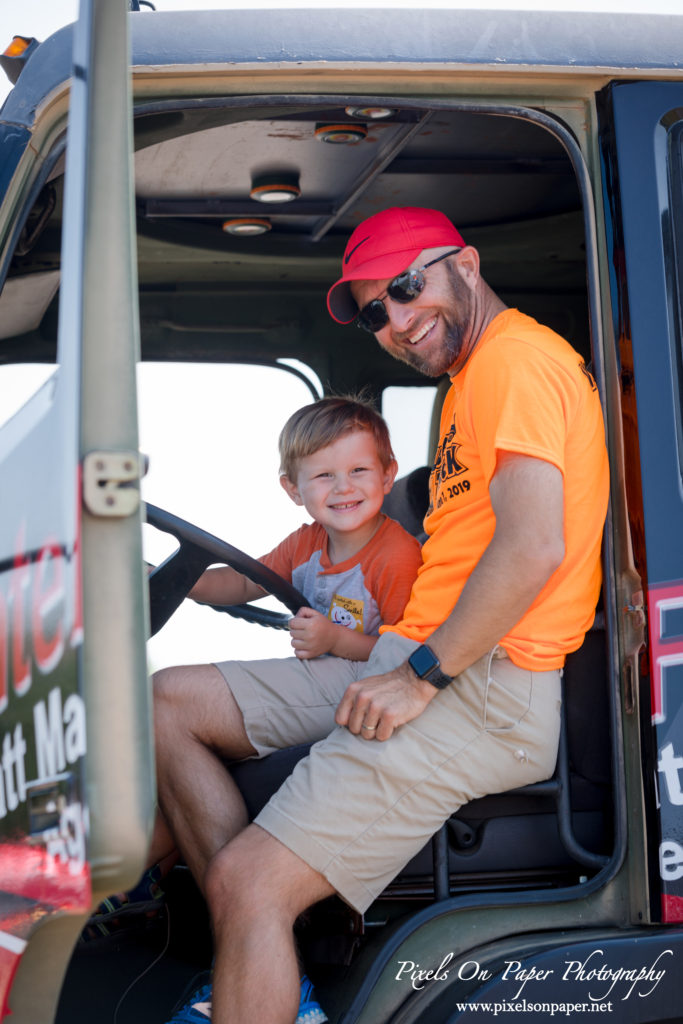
[
  {"xmin": 152, "ymin": 665, "xmax": 217, "ymax": 750},
  {"xmin": 205, "ymin": 836, "xmax": 264, "ymax": 921},
  {"xmin": 152, "ymin": 665, "xmax": 179, "ymax": 704},
  {"xmin": 153, "ymin": 663, "xmax": 254, "ymax": 759},
  {"xmin": 152, "ymin": 666, "xmax": 190, "ymax": 738},
  {"xmin": 205, "ymin": 826, "xmax": 334, "ymax": 924}
]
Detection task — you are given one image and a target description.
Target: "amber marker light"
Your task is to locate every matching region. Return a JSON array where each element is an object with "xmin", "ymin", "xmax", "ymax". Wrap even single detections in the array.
[{"xmin": 3, "ymin": 36, "xmax": 33, "ymax": 58}]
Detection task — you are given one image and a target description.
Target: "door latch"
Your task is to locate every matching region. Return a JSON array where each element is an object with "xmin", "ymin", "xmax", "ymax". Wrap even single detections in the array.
[{"xmin": 82, "ymin": 450, "xmax": 144, "ymax": 517}]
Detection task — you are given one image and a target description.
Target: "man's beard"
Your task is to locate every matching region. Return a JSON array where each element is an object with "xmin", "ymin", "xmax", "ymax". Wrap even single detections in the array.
[{"xmin": 393, "ymin": 318, "xmax": 468, "ymax": 377}]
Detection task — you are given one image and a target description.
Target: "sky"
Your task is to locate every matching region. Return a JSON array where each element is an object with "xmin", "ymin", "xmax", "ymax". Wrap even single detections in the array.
[{"xmin": 1, "ymin": 0, "xmax": 681, "ymax": 669}]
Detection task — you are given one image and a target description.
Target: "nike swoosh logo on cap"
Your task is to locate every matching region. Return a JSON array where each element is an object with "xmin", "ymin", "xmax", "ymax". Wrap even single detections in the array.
[{"xmin": 344, "ymin": 235, "xmax": 371, "ymax": 265}]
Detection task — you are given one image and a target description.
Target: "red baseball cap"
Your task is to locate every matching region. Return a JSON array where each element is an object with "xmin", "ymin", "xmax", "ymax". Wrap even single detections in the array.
[{"xmin": 326, "ymin": 207, "xmax": 465, "ymax": 324}]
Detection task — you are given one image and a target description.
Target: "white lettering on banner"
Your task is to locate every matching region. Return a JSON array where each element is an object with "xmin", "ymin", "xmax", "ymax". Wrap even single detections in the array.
[
  {"xmin": 0, "ymin": 724, "xmax": 27, "ymax": 816},
  {"xmin": 45, "ymin": 800, "xmax": 88, "ymax": 876},
  {"xmin": 649, "ymin": 583, "xmax": 683, "ymax": 912},
  {"xmin": 0, "ymin": 690, "xmax": 87, "ymax": 823},
  {"xmin": 657, "ymin": 740, "xmax": 683, "ymax": 885},
  {"xmin": 34, "ymin": 688, "xmax": 86, "ymax": 780},
  {"xmin": 658, "ymin": 743, "xmax": 683, "ymax": 805},
  {"xmin": 660, "ymin": 840, "xmax": 683, "ymax": 881}
]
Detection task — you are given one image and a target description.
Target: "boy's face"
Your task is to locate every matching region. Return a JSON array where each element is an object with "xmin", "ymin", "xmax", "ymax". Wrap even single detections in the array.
[{"xmin": 281, "ymin": 429, "xmax": 397, "ymax": 537}]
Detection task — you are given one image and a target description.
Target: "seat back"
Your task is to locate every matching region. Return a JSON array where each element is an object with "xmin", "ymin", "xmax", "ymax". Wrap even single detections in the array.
[{"xmin": 381, "ymin": 465, "xmax": 430, "ymax": 540}]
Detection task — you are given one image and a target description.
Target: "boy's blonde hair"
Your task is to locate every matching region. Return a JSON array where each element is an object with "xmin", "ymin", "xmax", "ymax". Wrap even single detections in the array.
[{"xmin": 279, "ymin": 395, "xmax": 395, "ymax": 481}]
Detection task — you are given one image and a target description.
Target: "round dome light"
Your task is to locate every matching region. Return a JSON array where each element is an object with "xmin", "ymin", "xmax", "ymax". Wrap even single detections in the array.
[
  {"xmin": 250, "ymin": 173, "xmax": 301, "ymax": 203},
  {"xmin": 314, "ymin": 123, "xmax": 368, "ymax": 144},
  {"xmin": 222, "ymin": 217, "xmax": 272, "ymax": 236},
  {"xmin": 344, "ymin": 106, "xmax": 395, "ymax": 120}
]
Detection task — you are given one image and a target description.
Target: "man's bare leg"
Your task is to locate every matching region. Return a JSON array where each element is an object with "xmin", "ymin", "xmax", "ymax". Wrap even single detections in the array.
[
  {"xmin": 145, "ymin": 804, "xmax": 176, "ymax": 871},
  {"xmin": 152, "ymin": 663, "xmax": 257, "ymax": 889},
  {"xmin": 205, "ymin": 825, "xmax": 334, "ymax": 1024}
]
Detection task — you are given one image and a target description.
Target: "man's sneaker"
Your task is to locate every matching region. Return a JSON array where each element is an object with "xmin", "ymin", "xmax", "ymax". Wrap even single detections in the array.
[
  {"xmin": 164, "ymin": 978, "xmax": 212, "ymax": 1023},
  {"xmin": 297, "ymin": 974, "xmax": 328, "ymax": 1024}
]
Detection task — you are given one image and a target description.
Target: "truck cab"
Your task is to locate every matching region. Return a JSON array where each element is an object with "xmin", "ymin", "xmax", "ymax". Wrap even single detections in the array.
[{"xmin": 1, "ymin": 3, "xmax": 683, "ymax": 1021}]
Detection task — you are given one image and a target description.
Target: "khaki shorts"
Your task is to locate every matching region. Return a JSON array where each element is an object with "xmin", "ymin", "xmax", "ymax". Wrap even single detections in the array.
[{"xmin": 215, "ymin": 633, "xmax": 561, "ymax": 913}]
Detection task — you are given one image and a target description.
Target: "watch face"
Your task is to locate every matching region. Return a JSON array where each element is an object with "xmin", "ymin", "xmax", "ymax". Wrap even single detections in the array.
[{"xmin": 409, "ymin": 644, "xmax": 439, "ymax": 677}]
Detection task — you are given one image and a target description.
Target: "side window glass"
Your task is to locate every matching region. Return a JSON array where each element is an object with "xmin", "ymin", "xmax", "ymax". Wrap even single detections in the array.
[
  {"xmin": 382, "ymin": 384, "xmax": 438, "ymax": 476},
  {"xmin": 0, "ymin": 363, "xmax": 56, "ymax": 429},
  {"xmin": 138, "ymin": 362, "xmax": 317, "ymax": 669}
]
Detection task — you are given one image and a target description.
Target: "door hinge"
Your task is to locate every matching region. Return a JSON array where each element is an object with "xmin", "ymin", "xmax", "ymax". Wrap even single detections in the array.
[
  {"xmin": 82, "ymin": 450, "xmax": 143, "ymax": 517},
  {"xmin": 622, "ymin": 588, "xmax": 646, "ymax": 656}
]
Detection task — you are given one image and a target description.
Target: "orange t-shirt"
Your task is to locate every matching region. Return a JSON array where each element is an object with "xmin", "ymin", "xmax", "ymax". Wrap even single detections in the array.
[{"xmin": 383, "ymin": 308, "xmax": 609, "ymax": 670}]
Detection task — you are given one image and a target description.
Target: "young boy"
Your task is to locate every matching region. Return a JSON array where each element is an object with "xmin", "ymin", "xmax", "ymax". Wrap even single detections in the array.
[
  {"xmin": 189, "ymin": 395, "xmax": 423, "ymax": 660},
  {"xmin": 81, "ymin": 398, "xmax": 422, "ymax": 949}
]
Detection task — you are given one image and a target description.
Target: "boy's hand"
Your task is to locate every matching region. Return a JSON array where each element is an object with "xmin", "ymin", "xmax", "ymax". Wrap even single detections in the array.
[{"xmin": 288, "ymin": 607, "xmax": 336, "ymax": 659}]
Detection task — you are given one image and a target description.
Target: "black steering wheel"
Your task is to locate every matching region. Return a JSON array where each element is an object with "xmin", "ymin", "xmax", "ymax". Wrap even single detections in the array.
[{"xmin": 145, "ymin": 503, "xmax": 309, "ymax": 636}]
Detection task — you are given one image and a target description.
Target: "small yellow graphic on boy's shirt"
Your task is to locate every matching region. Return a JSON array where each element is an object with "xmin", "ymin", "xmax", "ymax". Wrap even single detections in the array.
[{"xmin": 329, "ymin": 595, "xmax": 364, "ymax": 632}]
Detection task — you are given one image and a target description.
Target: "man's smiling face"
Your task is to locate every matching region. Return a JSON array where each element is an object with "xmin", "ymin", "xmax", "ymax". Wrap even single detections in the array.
[{"xmin": 351, "ymin": 247, "xmax": 477, "ymax": 378}]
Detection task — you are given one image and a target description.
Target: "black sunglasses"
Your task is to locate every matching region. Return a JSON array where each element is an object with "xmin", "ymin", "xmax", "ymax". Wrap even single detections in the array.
[{"xmin": 355, "ymin": 248, "xmax": 462, "ymax": 334}]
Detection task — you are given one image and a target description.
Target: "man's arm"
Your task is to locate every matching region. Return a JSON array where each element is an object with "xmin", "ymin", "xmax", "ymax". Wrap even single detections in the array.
[{"xmin": 335, "ymin": 452, "xmax": 565, "ymax": 740}]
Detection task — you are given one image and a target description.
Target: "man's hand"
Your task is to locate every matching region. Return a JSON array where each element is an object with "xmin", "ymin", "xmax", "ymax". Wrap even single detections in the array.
[
  {"xmin": 288, "ymin": 607, "xmax": 336, "ymax": 659},
  {"xmin": 335, "ymin": 662, "xmax": 438, "ymax": 741}
]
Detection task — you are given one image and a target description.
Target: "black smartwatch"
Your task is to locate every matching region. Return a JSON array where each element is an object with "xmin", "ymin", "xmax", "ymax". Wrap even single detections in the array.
[{"xmin": 408, "ymin": 643, "xmax": 453, "ymax": 690}]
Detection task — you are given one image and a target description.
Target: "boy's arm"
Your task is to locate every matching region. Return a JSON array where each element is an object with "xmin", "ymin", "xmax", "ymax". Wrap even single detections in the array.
[
  {"xmin": 289, "ymin": 607, "xmax": 377, "ymax": 661},
  {"xmin": 189, "ymin": 565, "xmax": 266, "ymax": 606}
]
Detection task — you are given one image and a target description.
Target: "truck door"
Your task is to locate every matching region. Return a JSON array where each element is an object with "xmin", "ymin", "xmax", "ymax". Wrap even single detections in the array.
[
  {"xmin": 0, "ymin": 2, "xmax": 153, "ymax": 1021},
  {"xmin": 602, "ymin": 81, "xmax": 683, "ymax": 925}
]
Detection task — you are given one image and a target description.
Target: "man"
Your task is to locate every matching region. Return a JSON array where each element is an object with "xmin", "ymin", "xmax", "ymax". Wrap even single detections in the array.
[{"xmin": 158, "ymin": 207, "xmax": 609, "ymax": 1024}]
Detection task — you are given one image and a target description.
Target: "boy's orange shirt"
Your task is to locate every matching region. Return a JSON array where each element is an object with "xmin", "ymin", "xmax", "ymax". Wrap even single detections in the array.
[
  {"xmin": 384, "ymin": 309, "xmax": 609, "ymax": 670},
  {"xmin": 261, "ymin": 515, "xmax": 422, "ymax": 636}
]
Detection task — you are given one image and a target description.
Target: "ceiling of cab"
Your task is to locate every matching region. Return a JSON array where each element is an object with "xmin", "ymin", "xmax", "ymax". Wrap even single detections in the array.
[
  {"xmin": 131, "ymin": 102, "xmax": 586, "ymax": 389},
  {"xmin": 3, "ymin": 100, "xmax": 587, "ymax": 391},
  {"xmin": 134, "ymin": 104, "xmax": 581, "ymax": 266}
]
